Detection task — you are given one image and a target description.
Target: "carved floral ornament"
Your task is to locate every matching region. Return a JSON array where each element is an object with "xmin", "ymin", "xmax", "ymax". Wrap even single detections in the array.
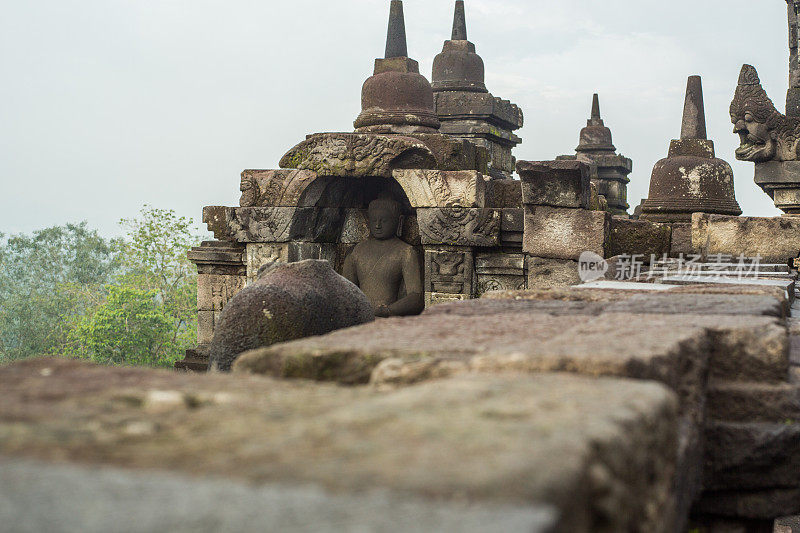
[{"xmin": 279, "ymin": 133, "xmax": 437, "ymax": 178}]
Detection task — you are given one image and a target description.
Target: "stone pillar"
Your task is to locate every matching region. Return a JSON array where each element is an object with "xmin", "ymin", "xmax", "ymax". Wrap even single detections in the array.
[
  {"xmin": 517, "ymin": 160, "xmax": 608, "ymax": 288},
  {"xmin": 788, "ymin": 0, "xmax": 800, "ymax": 116},
  {"xmin": 175, "ymin": 240, "xmax": 246, "ymax": 371}
]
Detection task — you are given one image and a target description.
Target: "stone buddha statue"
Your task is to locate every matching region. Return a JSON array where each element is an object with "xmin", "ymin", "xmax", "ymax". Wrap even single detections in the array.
[{"xmin": 342, "ymin": 197, "xmax": 424, "ymax": 317}]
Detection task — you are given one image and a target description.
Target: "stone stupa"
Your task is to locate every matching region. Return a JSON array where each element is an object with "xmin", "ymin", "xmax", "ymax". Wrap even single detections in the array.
[
  {"xmin": 559, "ymin": 94, "xmax": 633, "ymax": 216},
  {"xmin": 431, "ymin": 0, "xmax": 523, "ymax": 180},
  {"xmin": 640, "ymin": 75, "xmax": 741, "ymax": 222}
]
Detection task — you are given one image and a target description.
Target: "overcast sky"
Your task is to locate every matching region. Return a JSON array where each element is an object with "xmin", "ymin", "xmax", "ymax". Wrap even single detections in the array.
[{"xmin": 0, "ymin": 0, "xmax": 792, "ymax": 236}]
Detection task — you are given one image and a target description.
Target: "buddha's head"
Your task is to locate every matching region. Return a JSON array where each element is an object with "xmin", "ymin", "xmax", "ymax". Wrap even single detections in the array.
[
  {"xmin": 367, "ymin": 197, "xmax": 402, "ymax": 240},
  {"xmin": 730, "ymin": 64, "xmax": 783, "ymax": 162}
]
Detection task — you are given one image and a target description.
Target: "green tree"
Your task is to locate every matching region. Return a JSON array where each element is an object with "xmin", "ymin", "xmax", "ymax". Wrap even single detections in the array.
[
  {"xmin": 0, "ymin": 223, "xmax": 120, "ymax": 363},
  {"xmin": 71, "ymin": 286, "xmax": 176, "ymax": 366},
  {"xmin": 116, "ymin": 205, "xmax": 200, "ymax": 356}
]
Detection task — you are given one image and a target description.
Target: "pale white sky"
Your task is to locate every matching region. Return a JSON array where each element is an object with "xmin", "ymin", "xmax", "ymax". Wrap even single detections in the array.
[{"xmin": 0, "ymin": 0, "xmax": 790, "ymax": 236}]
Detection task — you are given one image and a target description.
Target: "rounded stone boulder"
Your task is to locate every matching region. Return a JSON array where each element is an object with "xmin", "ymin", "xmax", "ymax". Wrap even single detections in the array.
[{"xmin": 208, "ymin": 260, "xmax": 374, "ymax": 372}]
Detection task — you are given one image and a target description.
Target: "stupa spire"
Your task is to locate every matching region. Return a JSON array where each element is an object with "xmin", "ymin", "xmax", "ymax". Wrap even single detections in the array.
[
  {"xmin": 591, "ymin": 93, "xmax": 601, "ymax": 120},
  {"xmin": 680, "ymin": 75, "xmax": 707, "ymax": 140},
  {"xmin": 385, "ymin": 0, "xmax": 408, "ymax": 59},
  {"xmin": 452, "ymin": 1, "xmax": 467, "ymax": 41}
]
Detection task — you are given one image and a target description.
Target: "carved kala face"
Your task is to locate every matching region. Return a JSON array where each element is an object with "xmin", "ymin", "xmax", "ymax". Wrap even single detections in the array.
[
  {"xmin": 368, "ymin": 206, "xmax": 400, "ymax": 240},
  {"xmin": 732, "ymin": 110, "xmax": 777, "ymax": 162}
]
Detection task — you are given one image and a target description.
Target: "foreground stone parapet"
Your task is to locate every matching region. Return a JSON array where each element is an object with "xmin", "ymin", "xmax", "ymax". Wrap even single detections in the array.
[{"xmin": 0, "ymin": 358, "xmax": 680, "ymax": 533}]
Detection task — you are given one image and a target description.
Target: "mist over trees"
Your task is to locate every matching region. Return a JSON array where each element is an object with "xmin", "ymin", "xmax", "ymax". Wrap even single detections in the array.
[{"xmin": 0, "ymin": 207, "xmax": 203, "ymax": 367}]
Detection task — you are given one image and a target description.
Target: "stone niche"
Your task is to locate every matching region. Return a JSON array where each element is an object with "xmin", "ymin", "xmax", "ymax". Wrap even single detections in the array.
[{"xmin": 185, "ymin": 132, "xmax": 533, "ymax": 364}]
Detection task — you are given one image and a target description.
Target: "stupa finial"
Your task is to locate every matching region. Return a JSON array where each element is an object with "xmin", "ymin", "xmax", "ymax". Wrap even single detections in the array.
[
  {"xmin": 385, "ymin": 0, "xmax": 408, "ymax": 59},
  {"xmin": 681, "ymin": 75, "xmax": 708, "ymax": 140},
  {"xmin": 591, "ymin": 93, "xmax": 601, "ymax": 120},
  {"xmin": 452, "ymin": 1, "xmax": 468, "ymax": 41}
]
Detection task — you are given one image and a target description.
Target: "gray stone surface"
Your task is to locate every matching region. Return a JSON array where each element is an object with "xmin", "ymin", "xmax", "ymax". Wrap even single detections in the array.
[
  {"xmin": 708, "ymin": 382, "xmax": 800, "ymax": 423},
  {"xmin": 0, "ymin": 459, "xmax": 557, "ymax": 533},
  {"xmin": 523, "ymin": 206, "xmax": 610, "ymax": 260},
  {"xmin": 0, "ymin": 359, "xmax": 680, "ymax": 533},
  {"xmin": 694, "ymin": 488, "xmax": 800, "ymax": 521},
  {"xmin": 705, "ymin": 421, "xmax": 800, "ymax": 490},
  {"xmin": 607, "ymin": 218, "xmax": 672, "ymax": 258},
  {"xmin": 518, "ymin": 160, "xmax": 591, "ymax": 208},
  {"xmin": 670, "ymin": 222, "xmax": 695, "ymax": 256},
  {"xmin": 693, "ymin": 213, "xmax": 800, "ymax": 264},
  {"xmin": 527, "ymin": 257, "xmax": 581, "ymax": 289}
]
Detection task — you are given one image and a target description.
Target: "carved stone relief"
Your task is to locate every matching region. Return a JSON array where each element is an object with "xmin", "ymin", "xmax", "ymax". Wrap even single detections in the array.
[
  {"xmin": 393, "ymin": 169, "xmax": 486, "ymax": 208},
  {"xmin": 239, "ymin": 169, "xmax": 319, "ymax": 207},
  {"xmin": 417, "ymin": 208, "xmax": 500, "ymax": 247},
  {"xmin": 280, "ymin": 133, "xmax": 437, "ymax": 178}
]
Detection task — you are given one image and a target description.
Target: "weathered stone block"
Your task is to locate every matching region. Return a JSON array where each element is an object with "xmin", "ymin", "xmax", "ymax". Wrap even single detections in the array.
[
  {"xmin": 197, "ymin": 310, "xmax": 220, "ymax": 345},
  {"xmin": 475, "ymin": 254, "xmax": 526, "ymax": 295},
  {"xmin": 245, "ymin": 244, "xmax": 289, "ymax": 284},
  {"xmin": 523, "ymin": 206, "xmax": 610, "ymax": 260},
  {"xmin": 197, "ymin": 274, "xmax": 246, "ymax": 312},
  {"xmin": 707, "ymin": 382, "xmax": 800, "ymax": 423},
  {"xmin": 693, "ymin": 213, "xmax": 800, "ymax": 263},
  {"xmin": 425, "ymin": 248, "xmax": 473, "ymax": 295},
  {"xmin": 187, "ymin": 240, "xmax": 246, "ymax": 276},
  {"xmin": 0, "ymin": 359, "xmax": 680, "ymax": 533},
  {"xmin": 392, "ymin": 170, "xmax": 486, "ymax": 208},
  {"xmin": 485, "ymin": 179, "xmax": 523, "ymax": 208},
  {"xmin": 517, "ymin": 160, "xmax": 591, "ymax": 208},
  {"xmin": 694, "ymin": 489, "xmax": 800, "ymax": 521},
  {"xmin": 607, "ymin": 217, "xmax": 672, "ymax": 258},
  {"xmin": 233, "ymin": 312, "xmax": 710, "ymax": 414},
  {"xmin": 239, "ymin": 169, "xmax": 318, "ymax": 207},
  {"xmin": 670, "ymin": 223, "xmax": 694, "ymax": 257},
  {"xmin": 417, "ymin": 208, "xmax": 500, "ymax": 246},
  {"xmin": 202, "ymin": 206, "xmax": 234, "ymax": 241},
  {"xmin": 704, "ymin": 421, "xmax": 800, "ymax": 490},
  {"xmin": 527, "ymin": 257, "xmax": 580, "ymax": 289}
]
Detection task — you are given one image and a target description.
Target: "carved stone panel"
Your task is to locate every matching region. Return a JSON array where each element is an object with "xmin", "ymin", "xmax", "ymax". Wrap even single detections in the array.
[
  {"xmin": 477, "ymin": 275, "xmax": 526, "ymax": 295},
  {"xmin": 424, "ymin": 248, "xmax": 474, "ymax": 296},
  {"xmin": 475, "ymin": 253, "xmax": 526, "ymax": 296},
  {"xmin": 229, "ymin": 207, "xmax": 296, "ymax": 243},
  {"xmin": 197, "ymin": 274, "xmax": 246, "ymax": 312},
  {"xmin": 392, "ymin": 169, "xmax": 486, "ymax": 208},
  {"xmin": 246, "ymin": 243, "xmax": 289, "ymax": 284},
  {"xmin": 239, "ymin": 169, "xmax": 319, "ymax": 207},
  {"xmin": 425, "ymin": 292, "xmax": 469, "ymax": 308},
  {"xmin": 340, "ymin": 209, "xmax": 370, "ymax": 244},
  {"xmin": 280, "ymin": 133, "xmax": 436, "ymax": 178},
  {"xmin": 197, "ymin": 310, "xmax": 222, "ymax": 346},
  {"xmin": 417, "ymin": 208, "xmax": 500, "ymax": 247}
]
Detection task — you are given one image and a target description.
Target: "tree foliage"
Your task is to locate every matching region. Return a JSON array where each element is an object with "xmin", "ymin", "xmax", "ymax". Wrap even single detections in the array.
[{"xmin": 0, "ymin": 207, "xmax": 202, "ymax": 367}]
